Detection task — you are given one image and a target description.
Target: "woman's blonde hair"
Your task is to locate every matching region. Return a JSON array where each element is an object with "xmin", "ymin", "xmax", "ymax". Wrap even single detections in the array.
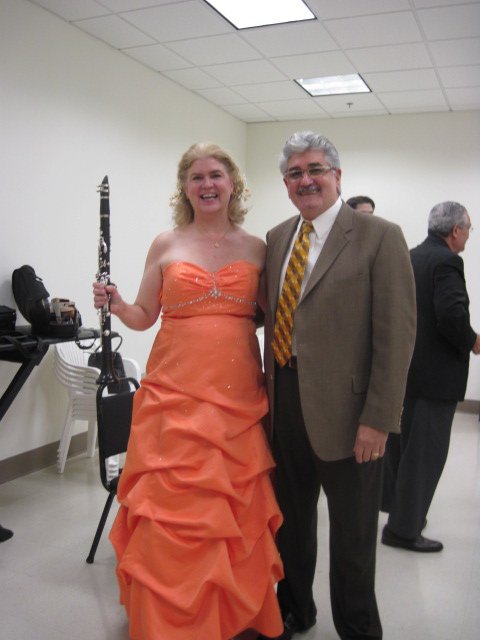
[{"xmin": 170, "ymin": 142, "xmax": 249, "ymax": 227}]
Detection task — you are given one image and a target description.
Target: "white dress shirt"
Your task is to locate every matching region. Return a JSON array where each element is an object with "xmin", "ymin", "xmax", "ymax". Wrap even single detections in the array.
[{"xmin": 278, "ymin": 196, "xmax": 342, "ymax": 354}]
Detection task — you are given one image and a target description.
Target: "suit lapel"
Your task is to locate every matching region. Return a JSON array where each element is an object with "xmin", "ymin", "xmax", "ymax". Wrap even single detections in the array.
[{"xmin": 301, "ymin": 204, "xmax": 353, "ymax": 303}]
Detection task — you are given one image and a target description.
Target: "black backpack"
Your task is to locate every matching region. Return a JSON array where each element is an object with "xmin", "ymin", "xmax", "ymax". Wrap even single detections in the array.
[{"xmin": 12, "ymin": 265, "xmax": 81, "ymax": 337}]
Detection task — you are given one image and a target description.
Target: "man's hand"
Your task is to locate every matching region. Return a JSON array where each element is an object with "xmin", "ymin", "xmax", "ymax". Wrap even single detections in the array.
[
  {"xmin": 472, "ymin": 334, "xmax": 480, "ymax": 355},
  {"xmin": 353, "ymin": 425, "xmax": 388, "ymax": 463}
]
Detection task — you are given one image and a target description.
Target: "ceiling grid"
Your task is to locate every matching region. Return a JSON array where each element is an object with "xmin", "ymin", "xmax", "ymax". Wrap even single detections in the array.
[{"xmin": 27, "ymin": 0, "xmax": 480, "ymax": 122}]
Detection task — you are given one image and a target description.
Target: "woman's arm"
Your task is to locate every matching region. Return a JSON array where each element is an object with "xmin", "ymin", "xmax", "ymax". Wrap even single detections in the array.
[{"xmin": 93, "ymin": 235, "xmax": 165, "ymax": 331}]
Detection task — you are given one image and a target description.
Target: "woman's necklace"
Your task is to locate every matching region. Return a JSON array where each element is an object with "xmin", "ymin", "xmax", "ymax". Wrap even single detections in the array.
[{"xmin": 195, "ymin": 222, "xmax": 232, "ymax": 248}]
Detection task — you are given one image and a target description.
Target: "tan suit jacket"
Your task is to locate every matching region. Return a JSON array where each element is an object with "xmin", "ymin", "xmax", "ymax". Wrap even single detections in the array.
[{"xmin": 264, "ymin": 203, "xmax": 416, "ymax": 461}]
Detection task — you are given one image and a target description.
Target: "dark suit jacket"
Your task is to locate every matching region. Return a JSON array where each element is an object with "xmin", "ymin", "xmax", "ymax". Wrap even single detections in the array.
[
  {"xmin": 264, "ymin": 203, "xmax": 417, "ymax": 461},
  {"xmin": 406, "ymin": 233, "xmax": 476, "ymax": 402}
]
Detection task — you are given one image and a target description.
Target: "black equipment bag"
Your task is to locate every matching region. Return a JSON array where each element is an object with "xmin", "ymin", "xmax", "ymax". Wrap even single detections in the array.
[
  {"xmin": 12, "ymin": 265, "xmax": 81, "ymax": 337},
  {"xmin": 12, "ymin": 266, "xmax": 50, "ymax": 329}
]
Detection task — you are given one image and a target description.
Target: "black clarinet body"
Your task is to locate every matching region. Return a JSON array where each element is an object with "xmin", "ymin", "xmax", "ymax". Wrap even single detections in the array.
[
  {"xmin": 96, "ymin": 175, "xmax": 117, "ymax": 386},
  {"xmin": 87, "ymin": 176, "xmax": 140, "ymax": 564}
]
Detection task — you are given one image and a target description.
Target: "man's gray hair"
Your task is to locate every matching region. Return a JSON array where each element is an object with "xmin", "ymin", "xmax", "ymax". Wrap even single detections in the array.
[
  {"xmin": 428, "ymin": 201, "xmax": 469, "ymax": 237},
  {"xmin": 279, "ymin": 131, "xmax": 341, "ymax": 174}
]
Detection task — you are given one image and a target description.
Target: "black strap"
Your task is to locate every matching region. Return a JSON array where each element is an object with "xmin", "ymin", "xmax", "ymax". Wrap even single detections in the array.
[
  {"xmin": 81, "ymin": 333, "xmax": 123, "ymax": 353},
  {"xmin": 0, "ymin": 334, "xmax": 44, "ymax": 360},
  {"xmin": 75, "ymin": 329, "xmax": 98, "ymax": 351}
]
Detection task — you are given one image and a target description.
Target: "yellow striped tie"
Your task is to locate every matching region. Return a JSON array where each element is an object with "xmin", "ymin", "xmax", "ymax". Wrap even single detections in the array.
[{"xmin": 272, "ymin": 220, "xmax": 314, "ymax": 367}]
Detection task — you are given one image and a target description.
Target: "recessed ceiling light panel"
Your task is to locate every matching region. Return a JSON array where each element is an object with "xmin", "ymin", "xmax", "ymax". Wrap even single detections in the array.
[
  {"xmin": 297, "ymin": 74, "xmax": 371, "ymax": 96},
  {"xmin": 205, "ymin": 0, "xmax": 315, "ymax": 30}
]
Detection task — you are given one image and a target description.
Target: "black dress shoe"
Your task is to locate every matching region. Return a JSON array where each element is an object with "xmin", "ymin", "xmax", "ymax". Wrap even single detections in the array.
[
  {"xmin": 257, "ymin": 612, "xmax": 315, "ymax": 640},
  {"xmin": 382, "ymin": 525, "xmax": 443, "ymax": 552},
  {"xmin": 0, "ymin": 525, "xmax": 14, "ymax": 543}
]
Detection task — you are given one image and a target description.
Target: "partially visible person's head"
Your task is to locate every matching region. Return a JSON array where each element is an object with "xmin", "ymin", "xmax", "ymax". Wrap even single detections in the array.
[
  {"xmin": 279, "ymin": 132, "xmax": 342, "ymax": 220},
  {"xmin": 346, "ymin": 195, "xmax": 375, "ymax": 214},
  {"xmin": 428, "ymin": 201, "xmax": 472, "ymax": 254},
  {"xmin": 171, "ymin": 142, "xmax": 249, "ymax": 227}
]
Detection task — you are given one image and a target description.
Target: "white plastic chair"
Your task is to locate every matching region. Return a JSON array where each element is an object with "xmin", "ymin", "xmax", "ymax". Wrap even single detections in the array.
[{"xmin": 54, "ymin": 342, "xmax": 141, "ymax": 473}]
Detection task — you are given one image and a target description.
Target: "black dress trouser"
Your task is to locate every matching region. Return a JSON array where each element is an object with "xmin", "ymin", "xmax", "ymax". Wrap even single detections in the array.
[
  {"xmin": 383, "ymin": 395, "xmax": 457, "ymax": 539},
  {"xmin": 273, "ymin": 365, "xmax": 383, "ymax": 640}
]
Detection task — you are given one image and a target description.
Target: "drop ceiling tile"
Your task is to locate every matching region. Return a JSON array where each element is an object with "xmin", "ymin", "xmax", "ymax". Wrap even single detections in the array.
[
  {"xmin": 202, "ymin": 60, "xmax": 286, "ymax": 85},
  {"xmin": 167, "ymin": 34, "xmax": 260, "ymax": 66},
  {"xmin": 325, "ymin": 12, "xmax": 422, "ymax": 48},
  {"xmin": 429, "ymin": 38, "xmax": 480, "ymax": 66},
  {"xmin": 413, "ymin": 0, "xmax": 480, "ymax": 6},
  {"xmin": 124, "ymin": 44, "xmax": 191, "ymax": 71},
  {"xmin": 233, "ymin": 81, "xmax": 305, "ymax": 102},
  {"xmin": 222, "ymin": 104, "xmax": 274, "ymax": 122},
  {"xmin": 364, "ymin": 68, "xmax": 440, "ymax": 92},
  {"xmin": 121, "ymin": 1, "xmax": 232, "ymax": 42},
  {"xmin": 308, "ymin": 0, "xmax": 410, "ymax": 20},
  {"xmin": 417, "ymin": 5, "xmax": 480, "ymax": 39},
  {"xmin": 445, "ymin": 86, "xmax": 480, "ymax": 109},
  {"xmin": 378, "ymin": 89, "xmax": 449, "ymax": 110},
  {"xmin": 346, "ymin": 43, "xmax": 432, "ymax": 72},
  {"xmin": 241, "ymin": 21, "xmax": 338, "ymax": 57},
  {"xmin": 100, "ymin": 0, "xmax": 175, "ymax": 10},
  {"xmin": 73, "ymin": 15, "xmax": 156, "ymax": 48},
  {"xmin": 326, "ymin": 108, "xmax": 390, "ymax": 118},
  {"xmin": 162, "ymin": 67, "xmax": 222, "ymax": 90},
  {"xmin": 438, "ymin": 65, "xmax": 480, "ymax": 87},
  {"xmin": 195, "ymin": 87, "xmax": 248, "ymax": 106},
  {"xmin": 314, "ymin": 92, "xmax": 388, "ymax": 115},
  {"xmin": 256, "ymin": 99, "xmax": 328, "ymax": 119},
  {"xmin": 271, "ymin": 51, "xmax": 355, "ymax": 78},
  {"xmin": 29, "ymin": 0, "xmax": 108, "ymax": 21}
]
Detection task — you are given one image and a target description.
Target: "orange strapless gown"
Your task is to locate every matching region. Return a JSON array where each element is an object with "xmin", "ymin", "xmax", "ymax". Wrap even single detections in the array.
[{"xmin": 110, "ymin": 261, "xmax": 284, "ymax": 640}]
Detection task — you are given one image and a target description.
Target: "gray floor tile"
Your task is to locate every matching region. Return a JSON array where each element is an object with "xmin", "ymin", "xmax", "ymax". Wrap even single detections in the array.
[{"xmin": 1, "ymin": 411, "xmax": 479, "ymax": 639}]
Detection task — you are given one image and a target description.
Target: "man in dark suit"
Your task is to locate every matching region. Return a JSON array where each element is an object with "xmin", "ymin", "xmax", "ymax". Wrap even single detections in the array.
[
  {"xmin": 260, "ymin": 131, "xmax": 416, "ymax": 640},
  {"xmin": 382, "ymin": 201, "xmax": 479, "ymax": 553}
]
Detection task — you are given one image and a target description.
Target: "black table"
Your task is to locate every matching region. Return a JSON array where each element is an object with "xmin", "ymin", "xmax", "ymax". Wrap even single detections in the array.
[
  {"xmin": 0, "ymin": 326, "xmax": 98, "ymax": 541},
  {"xmin": 0, "ymin": 326, "xmax": 98, "ymax": 422}
]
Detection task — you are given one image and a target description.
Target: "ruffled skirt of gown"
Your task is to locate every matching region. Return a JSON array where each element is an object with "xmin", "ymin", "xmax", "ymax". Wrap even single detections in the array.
[{"xmin": 110, "ymin": 302, "xmax": 284, "ymax": 639}]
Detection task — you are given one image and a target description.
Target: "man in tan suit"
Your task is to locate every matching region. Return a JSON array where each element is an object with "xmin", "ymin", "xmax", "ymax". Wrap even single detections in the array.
[{"xmin": 261, "ymin": 132, "xmax": 416, "ymax": 640}]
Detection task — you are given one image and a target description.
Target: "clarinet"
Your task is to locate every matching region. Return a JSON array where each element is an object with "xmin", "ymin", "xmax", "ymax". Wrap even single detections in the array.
[{"xmin": 96, "ymin": 175, "xmax": 118, "ymax": 386}]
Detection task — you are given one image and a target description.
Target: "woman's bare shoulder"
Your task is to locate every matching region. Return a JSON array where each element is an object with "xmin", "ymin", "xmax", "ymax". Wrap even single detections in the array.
[
  {"xmin": 148, "ymin": 228, "xmax": 179, "ymax": 253},
  {"xmin": 235, "ymin": 227, "xmax": 266, "ymax": 248},
  {"xmin": 232, "ymin": 227, "xmax": 266, "ymax": 266}
]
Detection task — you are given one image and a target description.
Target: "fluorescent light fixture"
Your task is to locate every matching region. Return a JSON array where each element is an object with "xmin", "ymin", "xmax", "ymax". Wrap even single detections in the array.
[
  {"xmin": 297, "ymin": 74, "xmax": 371, "ymax": 96},
  {"xmin": 205, "ymin": 0, "xmax": 315, "ymax": 29}
]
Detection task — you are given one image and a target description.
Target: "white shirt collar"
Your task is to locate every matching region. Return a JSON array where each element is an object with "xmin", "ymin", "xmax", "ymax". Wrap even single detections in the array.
[{"xmin": 299, "ymin": 196, "xmax": 342, "ymax": 238}]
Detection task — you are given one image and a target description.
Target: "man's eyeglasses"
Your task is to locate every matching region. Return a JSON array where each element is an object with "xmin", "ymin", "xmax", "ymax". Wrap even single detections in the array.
[{"xmin": 284, "ymin": 165, "xmax": 335, "ymax": 181}]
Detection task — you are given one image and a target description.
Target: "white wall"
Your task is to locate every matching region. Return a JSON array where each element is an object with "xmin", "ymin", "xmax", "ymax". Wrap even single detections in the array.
[
  {"xmin": 246, "ymin": 114, "xmax": 480, "ymax": 399},
  {"xmin": 1, "ymin": 0, "xmax": 479, "ymax": 463},
  {"xmin": 0, "ymin": 0, "xmax": 246, "ymax": 459}
]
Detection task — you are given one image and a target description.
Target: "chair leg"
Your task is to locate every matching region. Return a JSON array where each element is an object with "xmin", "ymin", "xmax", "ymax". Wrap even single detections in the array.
[
  {"xmin": 86, "ymin": 492, "xmax": 115, "ymax": 564},
  {"xmin": 57, "ymin": 406, "xmax": 74, "ymax": 474},
  {"xmin": 86, "ymin": 419, "xmax": 97, "ymax": 458}
]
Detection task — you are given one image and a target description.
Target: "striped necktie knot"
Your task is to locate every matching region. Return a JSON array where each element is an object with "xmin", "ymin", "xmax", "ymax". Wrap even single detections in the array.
[{"xmin": 272, "ymin": 221, "xmax": 314, "ymax": 367}]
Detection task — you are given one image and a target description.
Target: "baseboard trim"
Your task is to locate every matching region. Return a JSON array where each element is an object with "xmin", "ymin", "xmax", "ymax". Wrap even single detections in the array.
[
  {"xmin": 0, "ymin": 432, "xmax": 89, "ymax": 485},
  {"xmin": 1, "ymin": 401, "xmax": 478, "ymax": 484}
]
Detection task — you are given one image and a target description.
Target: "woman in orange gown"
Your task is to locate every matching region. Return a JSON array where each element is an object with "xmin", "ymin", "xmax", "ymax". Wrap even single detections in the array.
[{"xmin": 93, "ymin": 143, "xmax": 284, "ymax": 640}]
